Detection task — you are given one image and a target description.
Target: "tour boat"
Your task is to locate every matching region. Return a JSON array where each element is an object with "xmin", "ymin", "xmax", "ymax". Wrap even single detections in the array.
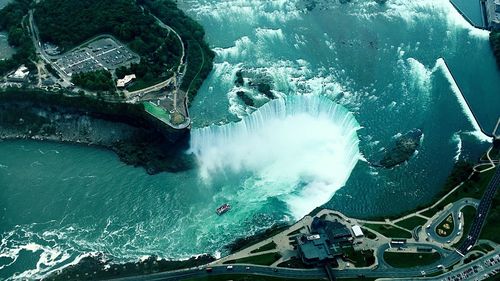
[{"xmin": 216, "ymin": 203, "xmax": 231, "ymax": 215}]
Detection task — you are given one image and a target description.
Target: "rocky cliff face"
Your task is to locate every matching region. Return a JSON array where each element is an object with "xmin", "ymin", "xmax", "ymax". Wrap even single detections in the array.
[{"xmin": 0, "ymin": 102, "xmax": 194, "ymax": 174}]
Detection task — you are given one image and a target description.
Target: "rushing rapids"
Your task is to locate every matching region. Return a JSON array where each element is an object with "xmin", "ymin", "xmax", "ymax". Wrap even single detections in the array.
[{"xmin": 190, "ymin": 95, "xmax": 361, "ymax": 218}]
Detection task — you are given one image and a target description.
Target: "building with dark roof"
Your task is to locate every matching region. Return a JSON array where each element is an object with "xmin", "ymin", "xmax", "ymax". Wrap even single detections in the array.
[
  {"xmin": 311, "ymin": 217, "xmax": 353, "ymax": 244},
  {"xmin": 296, "ymin": 234, "xmax": 336, "ymax": 265}
]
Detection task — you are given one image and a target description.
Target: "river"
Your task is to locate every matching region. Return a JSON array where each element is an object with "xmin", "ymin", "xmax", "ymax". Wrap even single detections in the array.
[{"xmin": 1, "ymin": 0, "xmax": 499, "ymax": 279}]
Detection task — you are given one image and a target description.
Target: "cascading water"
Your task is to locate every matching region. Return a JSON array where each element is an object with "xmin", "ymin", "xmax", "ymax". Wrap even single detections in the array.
[{"xmin": 190, "ymin": 95, "xmax": 361, "ymax": 218}]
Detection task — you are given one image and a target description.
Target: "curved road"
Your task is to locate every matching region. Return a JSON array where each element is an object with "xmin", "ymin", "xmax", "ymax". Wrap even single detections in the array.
[
  {"xmin": 426, "ymin": 198, "xmax": 479, "ymax": 244},
  {"xmin": 458, "ymin": 166, "xmax": 500, "ymax": 254}
]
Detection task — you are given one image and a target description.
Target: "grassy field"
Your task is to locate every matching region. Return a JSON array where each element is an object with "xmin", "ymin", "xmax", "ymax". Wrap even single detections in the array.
[
  {"xmin": 181, "ymin": 274, "xmax": 327, "ymax": 281},
  {"xmin": 363, "ymin": 224, "xmax": 413, "ymax": 238},
  {"xmin": 361, "ymin": 228, "xmax": 378, "ymax": 239},
  {"xmin": 250, "ymin": 242, "xmax": 277, "ymax": 254},
  {"xmin": 395, "ymin": 216, "xmax": 428, "ymax": 230},
  {"xmin": 383, "ymin": 251, "xmax": 441, "ymax": 268},
  {"xmin": 224, "ymin": 253, "xmax": 282, "ymax": 266},
  {"xmin": 342, "ymin": 246, "xmax": 375, "ymax": 267},
  {"xmin": 421, "ymin": 169, "xmax": 495, "ymax": 218},
  {"xmin": 143, "ymin": 102, "xmax": 170, "ymax": 124},
  {"xmin": 470, "ymin": 244, "xmax": 495, "ymax": 253},
  {"xmin": 452, "ymin": 206, "xmax": 476, "ymax": 248}
]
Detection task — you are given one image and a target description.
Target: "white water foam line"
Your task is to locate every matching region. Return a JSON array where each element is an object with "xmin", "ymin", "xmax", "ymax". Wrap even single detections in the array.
[{"xmin": 436, "ymin": 58, "xmax": 492, "ymax": 142}]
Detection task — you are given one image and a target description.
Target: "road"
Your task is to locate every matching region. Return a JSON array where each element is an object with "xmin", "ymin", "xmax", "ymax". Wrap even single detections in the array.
[
  {"xmin": 426, "ymin": 198, "xmax": 479, "ymax": 245},
  {"xmin": 28, "ymin": 10, "xmax": 72, "ymax": 88},
  {"xmin": 386, "ymin": 250, "xmax": 500, "ymax": 281},
  {"xmin": 458, "ymin": 166, "xmax": 500, "ymax": 255}
]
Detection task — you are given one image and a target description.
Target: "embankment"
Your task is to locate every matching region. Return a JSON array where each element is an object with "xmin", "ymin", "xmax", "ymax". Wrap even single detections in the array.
[{"xmin": 0, "ymin": 89, "xmax": 194, "ymax": 174}]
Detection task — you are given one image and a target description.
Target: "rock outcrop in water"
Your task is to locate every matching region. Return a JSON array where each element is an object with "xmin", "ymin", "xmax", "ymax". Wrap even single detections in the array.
[
  {"xmin": 373, "ymin": 128, "xmax": 423, "ymax": 169},
  {"xmin": 233, "ymin": 69, "xmax": 276, "ymax": 106}
]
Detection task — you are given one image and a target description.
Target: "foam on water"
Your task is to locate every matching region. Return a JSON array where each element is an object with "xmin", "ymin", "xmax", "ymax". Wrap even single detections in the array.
[
  {"xmin": 190, "ymin": 95, "xmax": 361, "ymax": 218},
  {"xmin": 381, "ymin": 0, "xmax": 489, "ymax": 39},
  {"xmin": 436, "ymin": 58, "xmax": 492, "ymax": 142},
  {"xmin": 451, "ymin": 132, "xmax": 463, "ymax": 162},
  {"xmin": 182, "ymin": 0, "xmax": 301, "ymax": 25}
]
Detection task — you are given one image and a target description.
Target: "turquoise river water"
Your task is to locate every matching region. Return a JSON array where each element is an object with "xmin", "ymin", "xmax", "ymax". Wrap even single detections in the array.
[{"xmin": 1, "ymin": 0, "xmax": 499, "ymax": 279}]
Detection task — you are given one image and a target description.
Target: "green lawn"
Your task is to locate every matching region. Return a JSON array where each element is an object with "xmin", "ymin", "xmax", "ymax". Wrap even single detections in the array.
[
  {"xmin": 342, "ymin": 246, "xmax": 375, "ymax": 267},
  {"xmin": 250, "ymin": 241, "xmax": 277, "ymax": 254},
  {"xmin": 421, "ymin": 169, "xmax": 495, "ymax": 218},
  {"xmin": 383, "ymin": 251, "xmax": 441, "ymax": 268},
  {"xmin": 395, "ymin": 216, "xmax": 428, "ymax": 230},
  {"xmin": 181, "ymin": 274, "xmax": 326, "ymax": 281},
  {"xmin": 363, "ymin": 224, "xmax": 412, "ymax": 238},
  {"xmin": 470, "ymin": 244, "xmax": 495, "ymax": 253},
  {"xmin": 452, "ymin": 206, "xmax": 476, "ymax": 248},
  {"xmin": 143, "ymin": 102, "xmax": 170, "ymax": 123},
  {"xmin": 361, "ymin": 227, "xmax": 378, "ymax": 239},
  {"xmin": 224, "ymin": 253, "xmax": 282, "ymax": 266},
  {"xmin": 277, "ymin": 258, "xmax": 316, "ymax": 269}
]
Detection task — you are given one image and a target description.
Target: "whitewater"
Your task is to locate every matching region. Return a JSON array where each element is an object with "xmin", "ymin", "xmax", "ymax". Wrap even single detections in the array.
[
  {"xmin": 191, "ymin": 95, "xmax": 361, "ymax": 218},
  {"xmin": 2, "ymin": 0, "xmax": 500, "ymax": 279}
]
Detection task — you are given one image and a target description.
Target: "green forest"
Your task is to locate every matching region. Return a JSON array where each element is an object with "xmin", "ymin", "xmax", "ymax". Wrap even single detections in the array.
[
  {"xmin": 34, "ymin": 0, "xmax": 183, "ymax": 92},
  {"xmin": 141, "ymin": 0, "xmax": 215, "ymax": 102},
  {"xmin": 71, "ymin": 69, "xmax": 115, "ymax": 92},
  {"xmin": 0, "ymin": 0, "xmax": 36, "ymax": 76}
]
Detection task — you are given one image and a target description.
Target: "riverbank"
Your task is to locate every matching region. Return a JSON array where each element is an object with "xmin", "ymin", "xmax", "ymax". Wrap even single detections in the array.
[
  {"xmin": 44, "ymin": 254, "xmax": 215, "ymax": 281},
  {"xmin": 0, "ymin": 89, "xmax": 195, "ymax": 174}
]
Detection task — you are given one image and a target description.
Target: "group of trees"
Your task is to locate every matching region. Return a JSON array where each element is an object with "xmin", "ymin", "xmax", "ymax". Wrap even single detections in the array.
[
  {"xmin": 0, "ymin": 0, "xmax": 36, "ymax": 76},
  {"xmin": 142, "ymin": 0, "xmax": 215, "ymax": 102},
  {"xmin": 71, "ymin": 69, "xmax": 115, "ymax": 92},
  {"xmin": 490, "ymin": 30, "xmax": 500, "ymax": 67},
  {"xmin": 34, "ymin": 0, "xmax": 184, "ymax": 92},
  {"xmin": 1, "ymin": 0, "xmax": 214, "ymax": 101}
]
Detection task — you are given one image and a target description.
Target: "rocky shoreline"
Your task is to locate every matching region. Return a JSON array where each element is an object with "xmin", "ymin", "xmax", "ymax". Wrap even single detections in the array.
[
  {"xmin": 44, "ymin": 253, "xmax": 215, "ymax": 281},
  {"xmin": 0, "ymin": 99, "xmax": 195, "ymax": 174}
]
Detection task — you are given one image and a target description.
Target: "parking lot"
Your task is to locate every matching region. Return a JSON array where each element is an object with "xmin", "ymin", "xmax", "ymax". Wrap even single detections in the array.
[
  {"xmin": 54, "ymin": 37, "xmax": 139, "ymax": 77},
  {"xmin": 439, "ymin": 254, "xmax": 499, "ymax": 281}
]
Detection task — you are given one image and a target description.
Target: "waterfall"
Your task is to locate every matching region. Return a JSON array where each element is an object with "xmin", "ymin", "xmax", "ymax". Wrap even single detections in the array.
[{"xmin": 190, "ymin": 95, "xmax": 361, "ymax": 218}]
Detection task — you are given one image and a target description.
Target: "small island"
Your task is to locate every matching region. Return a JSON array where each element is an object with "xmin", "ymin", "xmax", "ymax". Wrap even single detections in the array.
[{"xmin": 372, "ymin": 128, "xmax": 423, "ymax": 169}]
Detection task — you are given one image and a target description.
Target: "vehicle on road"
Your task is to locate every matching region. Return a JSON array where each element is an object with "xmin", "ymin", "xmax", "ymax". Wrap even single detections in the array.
[{"xmin": 226, "ymin": 265, "xmax": 233, "ymax": 270}]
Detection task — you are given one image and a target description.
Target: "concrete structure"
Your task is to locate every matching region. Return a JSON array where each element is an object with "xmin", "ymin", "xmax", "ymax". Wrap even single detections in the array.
[
  {"xmin": 8, "ymin": 65, "xmax": 30, "ymax": 82},
  {"xmin": 296, "ymin": 234, "xmax": 335, "ymax": 265},
  {"xmin": 486, "ymin": 0, "xmax": 500, "ymax": 29},
  {"xmin": 351, "ymin": 225, "xmax": 364, "ymax": 238},
  {"xmin": 311, "ymin": 218, "xmax": 353, "ymax": 244},
  {"xmin": 117, "ymin": 74, "xmax": 136, "ymax": 88}
]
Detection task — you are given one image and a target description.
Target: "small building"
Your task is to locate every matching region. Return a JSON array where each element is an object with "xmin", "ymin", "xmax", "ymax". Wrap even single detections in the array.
[
  {"xmin": 8, "ymin": 65, "xmax": 30, "ymax": 82},
  {"xmin": 351, "ymin": 225, "xmax": 364, "ymax": 238},
  {"xmin": 116, "ymin": 74, "xmax": 136, "ymax": 88}
]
